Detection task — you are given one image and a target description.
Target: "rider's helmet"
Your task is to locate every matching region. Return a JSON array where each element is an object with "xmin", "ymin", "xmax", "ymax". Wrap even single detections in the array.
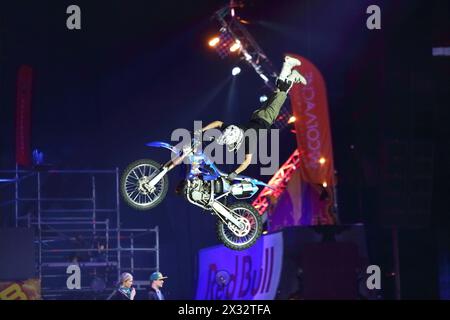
[{"xmin": 216, "ymin": 125, "xmax": 244, "ymax": 152}]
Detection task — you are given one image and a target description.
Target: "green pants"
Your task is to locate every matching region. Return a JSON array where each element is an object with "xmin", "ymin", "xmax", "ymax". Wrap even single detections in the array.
[{"xmin": 250, "ymin": 91, "xmax": 287, "ymax": 126}]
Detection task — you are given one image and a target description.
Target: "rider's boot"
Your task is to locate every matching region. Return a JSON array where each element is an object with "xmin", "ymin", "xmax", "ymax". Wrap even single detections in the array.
[{"xmin": 278, "ymin": 56, "xmax": 301, "ymax": 82}]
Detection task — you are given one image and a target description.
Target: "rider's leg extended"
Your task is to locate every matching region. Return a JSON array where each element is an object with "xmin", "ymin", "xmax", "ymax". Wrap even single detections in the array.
[
  {"xmin": 249, "ymin": 56, "xmax": 307, "ymax": 126},
  {"xmin": 250, "ymin": 70, "xmax": 306, "ymax": 126},
  {"xmin": 250, "ymin": 90, "xmax": 288, "ymax": 126}
]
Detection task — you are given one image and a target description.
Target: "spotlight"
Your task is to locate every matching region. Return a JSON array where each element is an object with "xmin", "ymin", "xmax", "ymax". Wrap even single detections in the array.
[
  {"xmin": 288, "ymin": 116, "xmax": 296, "ymax": 124},
  {"xmin": 232, "ymin": 67, "xmax": 241, "ymax": 76},
  {"xmin": 208, "ymin": 37, "xmax": 220, "ymax": 47},
  {"xmin": 259, "ymin": 95, "xmax": 268, "ymax": 103},
  {"xmin": 229, "ymin": 40, "xmax": 241, "ymax": 52},
  {"xmin": 319, "ymin": 157, "xmax": 326, "ymax": 165},
  {"xmin": 231, "ymin": 8, "xmax": 235, "ymax": 17},
  {"xmin": 322, "ymin": 182, "xmax": 328, "ymax": 188}
]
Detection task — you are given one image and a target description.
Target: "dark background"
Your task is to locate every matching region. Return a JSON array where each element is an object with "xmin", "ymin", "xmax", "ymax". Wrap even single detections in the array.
[{"xmin": 0, "ymin": 0, "xmax": 449, "ymax": 299}]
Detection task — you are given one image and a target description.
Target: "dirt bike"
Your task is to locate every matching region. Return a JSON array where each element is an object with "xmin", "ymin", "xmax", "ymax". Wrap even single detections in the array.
[{"xmin": 120, "ymin": 136, "xmax": 272, "ymax": 250}]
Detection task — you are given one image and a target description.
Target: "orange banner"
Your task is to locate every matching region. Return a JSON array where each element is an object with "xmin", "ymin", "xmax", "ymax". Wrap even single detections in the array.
[
  {"xmin": 268, "ymin": 54, "xmax": 337, "ymax": 227},
  {"xmin": 289, "ymin": 54, "xmax": 335, "ymax": 187},
  {"xmin": 0, "ymin": 279, "xmax": 41, "ymax": 300}
]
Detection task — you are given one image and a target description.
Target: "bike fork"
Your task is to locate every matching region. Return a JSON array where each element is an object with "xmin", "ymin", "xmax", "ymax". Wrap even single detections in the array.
[
  {"xmin": 211, "ymin": 201, "xmax": 244, "ymax": 230},
  {"xmin": 147, "ymin": 154, "xmax": 186, "ymax": 189}
]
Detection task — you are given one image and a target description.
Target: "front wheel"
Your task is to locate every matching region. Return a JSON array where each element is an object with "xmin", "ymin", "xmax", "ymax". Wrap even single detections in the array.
[
  {"xmin": 216, "ymin": 202, "xmax": 263, "ymax": 251},
  {"xmin": 121, "ymin": 159, "xmax": 169, "ymax": 210}
]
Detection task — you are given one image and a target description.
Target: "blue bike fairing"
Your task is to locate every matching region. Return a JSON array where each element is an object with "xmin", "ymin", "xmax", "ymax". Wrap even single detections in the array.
[{"xmin": 145, "ymin": 141, "xmax": 179, "ymax": 155}]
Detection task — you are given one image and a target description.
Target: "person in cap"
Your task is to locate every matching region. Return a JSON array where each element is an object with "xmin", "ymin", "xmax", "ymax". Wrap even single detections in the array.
[
  {"xmin": 148, "ymin": 271, "xmax": 168, "ymax": 300},
  {"xmin": 107, "ymin": 272, "xmax": 136, "ymax": 300}
]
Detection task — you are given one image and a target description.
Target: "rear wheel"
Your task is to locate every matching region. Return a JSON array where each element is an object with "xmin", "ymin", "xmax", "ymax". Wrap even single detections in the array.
[
  {"xmin": 216, "ymin": 202, "xmax": 262, "ymax": 250},
  {"xmin": 121, "ymin": 159, "xmax": 169, "ymax": 210}
]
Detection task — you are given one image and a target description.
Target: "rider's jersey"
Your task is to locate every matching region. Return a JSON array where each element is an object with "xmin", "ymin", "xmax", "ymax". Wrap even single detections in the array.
[{"xmin": 222, "ymin": 117, "xmax": 271, "ymax": 155}]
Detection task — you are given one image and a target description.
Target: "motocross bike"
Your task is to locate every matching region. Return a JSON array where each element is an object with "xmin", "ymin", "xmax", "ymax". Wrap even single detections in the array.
[{"xmin": 120, "ymin": 136, "xmax": 272, "ymax": 250}]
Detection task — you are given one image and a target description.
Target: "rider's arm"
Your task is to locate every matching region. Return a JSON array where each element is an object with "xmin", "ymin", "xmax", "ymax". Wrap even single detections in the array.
[
  {"xmin": 201, "ymin": 121, "xmax": 224, "ymax": 132},
  {"xmin": 233, "ymin": 153, "xmax": 253, "ymax": 175}
]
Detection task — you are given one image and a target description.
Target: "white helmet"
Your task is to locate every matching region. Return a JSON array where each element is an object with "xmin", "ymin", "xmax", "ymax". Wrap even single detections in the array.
[{"xmin": 217, "ymin": 125, "xmax": 244, "ymax": 152}]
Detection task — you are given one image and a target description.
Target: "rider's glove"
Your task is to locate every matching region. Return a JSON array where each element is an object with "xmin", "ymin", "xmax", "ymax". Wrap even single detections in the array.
[{"xmin": 227, "ymin": 171, "xmax": 237, "ymax": 181}]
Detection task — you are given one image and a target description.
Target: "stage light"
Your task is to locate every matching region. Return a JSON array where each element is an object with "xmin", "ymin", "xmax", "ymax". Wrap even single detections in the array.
[
  {"xmin": 259, "ymin": 73, "xmax": 269, "ymax": 82},
  {"xmin": 319, "ymin": 157, "xmax": 326, "ymax": 165},
  {"xmin": 208, "ymin": 37, "xmax": 220, "ymax": 47},
  {"xmin": 259, "ymin": 95, "xmax": 268, "ymax": 103},
  {"xmin": 288, "ymin": 116, "xmax": 296, "ymax": 124},
  {"xmin": 262, "ymin": 230, "xmax": 268, "ymax": 235},
  {"xmin": 244, "ymin": 52, "xmax": 252, "ymax": 61},
  {"xmin": 231, "ymin": 8, "xmax": 235, "ymax": 17},
  {"xmin": 322, "ymin": 182, "xmax": 328, "ymax": 188},
  {"xmin": 232, "ymin": 67, "xmax": 241, "ymax": 76},
  {"xmin": 229, "ymin": 40, "xmax": 241, "ymax": 52}
]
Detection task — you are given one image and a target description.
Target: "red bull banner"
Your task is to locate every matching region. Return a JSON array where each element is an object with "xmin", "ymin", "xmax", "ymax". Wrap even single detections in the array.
[
  {"xmin": 15, "ymin": 65, "xmax": 33, "ymax": 167},
  {"xmin": 269, "ymin": 55, "xmax": 336, "ymax": 228},
  {"xmin": 196, "ymin": 232, "xmax": 283, "ymax": 300},
  {"xmin": 0, "ymin": 279, "xmax": 41, "ymax": 300}
]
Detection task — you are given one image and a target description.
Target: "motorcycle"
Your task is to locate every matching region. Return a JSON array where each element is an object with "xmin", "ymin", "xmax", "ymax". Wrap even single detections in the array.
[{"xmin": 120, "ymin": 136, "xmax": 272, "ymax": 250}]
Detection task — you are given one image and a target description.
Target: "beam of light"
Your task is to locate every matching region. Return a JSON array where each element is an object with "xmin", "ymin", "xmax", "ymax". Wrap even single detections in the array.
[
  {"xmin": 225, "ymin": 76, "xmax": 238, "ymax": 123},
  {"xmin": 191, "ymin": 75, "xmax": 231, "ymax": 117},
  {"xmin": 232, "ymin": 67, "xmax": 241, "ymax": 76},
  {"xmin": 257, "ymin": 20, "xmax": 299, "ymax": 36}
]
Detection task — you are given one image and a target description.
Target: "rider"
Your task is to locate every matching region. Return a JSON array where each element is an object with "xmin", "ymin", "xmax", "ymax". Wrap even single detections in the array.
[{"xmin": 200, "ymin": 55, "xmax": 307, "ymax": 180}]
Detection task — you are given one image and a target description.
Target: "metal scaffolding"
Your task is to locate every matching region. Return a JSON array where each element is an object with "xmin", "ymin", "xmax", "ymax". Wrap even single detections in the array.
[{"xmin": 0, "ymin": 167, "xmax": 159, "ymax": 299}]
